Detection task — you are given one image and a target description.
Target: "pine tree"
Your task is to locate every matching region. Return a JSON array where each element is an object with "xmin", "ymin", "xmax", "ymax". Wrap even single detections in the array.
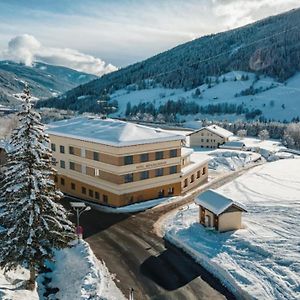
[{"xmin": 0, "ymin": 86, "xmax": 74, "ymax": 290}]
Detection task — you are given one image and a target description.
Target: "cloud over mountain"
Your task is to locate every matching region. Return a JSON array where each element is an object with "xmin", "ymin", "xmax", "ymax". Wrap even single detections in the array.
[{"xmin": 1, "ymin": 34, "xmax": 117, "ymax": 76}]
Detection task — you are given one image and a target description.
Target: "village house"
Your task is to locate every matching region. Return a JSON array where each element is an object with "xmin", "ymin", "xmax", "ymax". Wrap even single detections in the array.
[
  {"xmin": 46, "ymin": 117, "xmax": 210, "ymax": 207},
  {"xmin": 195, "ymin": 189, "xmax": 246, "ymax": 232},
  {"xmin": 188, "ymin": 125, "xmax": 233, "ymax": 148}
]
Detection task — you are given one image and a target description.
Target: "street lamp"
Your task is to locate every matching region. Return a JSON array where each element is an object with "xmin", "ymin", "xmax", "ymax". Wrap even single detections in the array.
[{"xmin": 70, "ymin": 202, "xmax": 91, "ymax": 243}]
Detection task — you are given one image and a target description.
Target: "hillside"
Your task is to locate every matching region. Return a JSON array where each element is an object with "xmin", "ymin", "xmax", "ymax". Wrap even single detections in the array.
[
  {"xmin": 0, "ymin": 60, "xmax": 97, "ymax": 106},
  {"xmin": 37, "ymin": 8, "xmax": 300, "ymax": 114}
]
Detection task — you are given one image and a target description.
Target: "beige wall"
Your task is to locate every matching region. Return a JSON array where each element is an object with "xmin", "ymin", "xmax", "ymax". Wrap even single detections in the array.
[
  {"xmin": 56, "ymin": 174, "xmax": 181, "ymax": 207},
  {"xmin": 189, "ymin": 128, "xmax": 228, "ymax": 148},
  {"xmin": 218, "ymin": 211, "xmax": 242, "ymax": 232},
  {"xmin": 181, "ymin": 163, "xmax": 208, "ymax": 193}
]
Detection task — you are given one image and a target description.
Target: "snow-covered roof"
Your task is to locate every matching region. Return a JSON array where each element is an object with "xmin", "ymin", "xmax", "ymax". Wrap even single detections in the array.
[
  {"xmin": 181, "ymin": 153, "xmax": 211, "ymax": 175},
  {"xmin": 190, "ymin": 125, "xmax": 233, "ymax": 139},
  {"xmin": 195, "ymin": 189, "xmax": 246, "ymax": 215},
  {"xmin": 219, "ymin": 141, "xmax": 245, "ymax": 149},
  {"xmin": 181, "ymin": 147, "xmax": 194, "ymax": 157},
  {"xmin": 46, "ymin": 117, "xmax": 185, "ymax": 147}
]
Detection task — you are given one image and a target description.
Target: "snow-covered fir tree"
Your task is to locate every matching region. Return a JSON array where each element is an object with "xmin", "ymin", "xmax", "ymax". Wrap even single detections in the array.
[{"xmin": 0, "ymin": 85, "xmax": 74, "ymax": 289}]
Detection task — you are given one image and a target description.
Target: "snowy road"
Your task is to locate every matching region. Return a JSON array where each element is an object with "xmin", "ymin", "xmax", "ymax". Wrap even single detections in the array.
[{"xmin": 65, "ymin": 202, "xmax": 233, "ymax": 300}]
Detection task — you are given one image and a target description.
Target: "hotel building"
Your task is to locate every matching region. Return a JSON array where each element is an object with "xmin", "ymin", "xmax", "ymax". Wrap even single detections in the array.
[{"xmin": 47, "ymin": 117, "xmax": 210, "ymax": 207}]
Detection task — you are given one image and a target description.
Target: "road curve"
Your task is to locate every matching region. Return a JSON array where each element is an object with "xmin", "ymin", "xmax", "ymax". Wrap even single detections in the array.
[{"xmin": 64, "ymin": 164, "xmax": 260, "ymax": 299}]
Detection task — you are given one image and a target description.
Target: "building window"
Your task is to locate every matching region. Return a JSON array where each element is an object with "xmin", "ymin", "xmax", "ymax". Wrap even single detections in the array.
[
  {"xmin": 54, "ymin": 175, "xmax": 58, "ymax": 183},
  {"xmin": 201, "ymin": 139, "xmax": 204, "ymax": 142},
  {"xmin": 71, "ymin": 182, "xmax": 76, "ymax": 190},
  {"xmin": 202, "ymin": 167, "xmax": 206, "ymax": 175},
  {"xmin": 93, "ymin": 152, "xmax": 99, "ymax": 161},
  {"xmin": 124, "ymin": 155, "xmax": 133, "ymax": 165},
  {"xmin": 170, "ymin": 149, "xmax": 177, "ymax": 158},
  {"xmin": 95, "ymin": 169, "xmax": 100, "ymax": 176},
  {"xmin": 168, "ymin": 187, "xmax": 174, "ymax": 195},
  {"xmin": 51, "ymin": 143, "xmax": 56, "ymax": 152},
  {"xmin": 140, "ymin": 171, "xmax": 149, "ymax": 180},
  {"xmin": 169, "ymin": 166, "xmax": 177, "ymax": 174},
  {"xmin": 69, "ymin": 146, "xmax": 74, "ymax": 155},
  {"xmin": 190, "ymin": 174, "xmax": 195, "ymax": 183},
  {"xmin": 60, "ymin": 160, "xmax": 65, "ymax": 169},
  {"xmin": 95, "ymin": 191, "xmax": 100, "ymax": 200},
  {"xmin": 124, "ymin": 173, "xmax": 134, "ymax": 183},
  {"xmin": 182, "ymin": 159, "xmax": 185, "ymax": 165},
  {"xmin": 89, "ymin": 189, "xmax": 94, "ymax": 197},
  {"xmin": 155, "ymin": 151, "xmax": 164, "ymax": 160},
  {"xmin": 60, "ymin": 145, "xmax": 65, "ymax": 153},
  {"xmin": 184, "ymin": 178, "xmax": 188, "ymax": 188},
  {"xmin": 60, "ymin": 177, "xmax": 65, "ymax": 186},
  {"xmin": 158, "ymin": 189, "xmax": 165, "ymax": 198},
  {"xmin": 69, "ymin": 162, "xmax": 75, "ymax": 170},
  {"xmin": 197, "ymin": 170, "xmax": 200, "ymax": 179},
  {"xmin": 155, "ymin": 168, "xmax": 164, "ymax": 177},
  {"xmin": 81, "ymin": 186, "xmax": 86, "ymax": 194},
  {"xmin": 206, "ymin": 139, "xmax": 209, "ymax": 143},
  {"xmin": 140, "ymin": 153, "xmax": 149, "ymax": 162},
  {"xmin": 103, "ymin": 195, "xmax": 108, "ymax": 203}
]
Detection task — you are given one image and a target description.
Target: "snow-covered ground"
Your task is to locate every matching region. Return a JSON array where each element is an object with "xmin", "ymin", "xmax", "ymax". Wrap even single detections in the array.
[
  {"xmin": 207, "ymin": 150, "xmax": 261, "ymax": 172},
  {"xmin": 163, "ymin": 159, "xmax": 300, "ymax": 300},
  {"xmin": 109, "ymin": 71, "xmax": 300, "ymax": 122},
  {"xmin": 87, "ymin": 195, "xmax": 178, "ymax": 213},
  {"xmin": 0, "ymin": 241, "xmax": 125, "ymax": 300}
]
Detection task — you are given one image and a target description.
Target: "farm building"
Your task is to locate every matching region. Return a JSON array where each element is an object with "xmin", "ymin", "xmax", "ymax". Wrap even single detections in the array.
[{"xmin": 188, "ymin": 125, "xmax": 233, "ymax": 148}]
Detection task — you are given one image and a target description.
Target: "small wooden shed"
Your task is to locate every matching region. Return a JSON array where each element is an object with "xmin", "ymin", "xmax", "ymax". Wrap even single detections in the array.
[{"xmin": 195, "ymin": 189, "xmax": 246, "ymax": 232}]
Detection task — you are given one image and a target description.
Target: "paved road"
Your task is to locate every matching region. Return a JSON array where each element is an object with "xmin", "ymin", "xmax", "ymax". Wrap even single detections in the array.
[{"xmin": 64, "ymin": 165, "xmax": 259, "ymax": 299}]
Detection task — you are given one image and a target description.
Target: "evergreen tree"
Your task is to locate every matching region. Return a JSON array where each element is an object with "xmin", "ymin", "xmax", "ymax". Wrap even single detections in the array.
[{"xmin": 0, "ymin": 86, "xmax": 74, "ymax": 289}]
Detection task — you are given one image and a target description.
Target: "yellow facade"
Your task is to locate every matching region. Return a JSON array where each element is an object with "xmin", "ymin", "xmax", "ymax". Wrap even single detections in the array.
[{"xmin": 49, "ymin": 133, "xmax": 209, "ymax": 207}]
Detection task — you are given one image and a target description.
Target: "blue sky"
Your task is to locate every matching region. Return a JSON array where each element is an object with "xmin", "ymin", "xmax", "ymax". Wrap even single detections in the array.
[{"xmin": 0, "ymin": 0, "xmax": 299, "ymax": 72}]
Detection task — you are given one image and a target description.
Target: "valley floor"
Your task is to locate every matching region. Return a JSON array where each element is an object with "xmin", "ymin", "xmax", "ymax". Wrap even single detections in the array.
[{"xmin": 163, "ymin": 159, "xmax": 300, "ymax": 300}]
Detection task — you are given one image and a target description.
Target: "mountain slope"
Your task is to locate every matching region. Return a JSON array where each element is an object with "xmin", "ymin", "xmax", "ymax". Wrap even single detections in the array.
[
  {"xmin": 0, "ymin": 61, "xmax": 97, "ymax": 105},
  {"xmin": 38, "ymin": 8, "xmax": 300, "ymax": 113}
]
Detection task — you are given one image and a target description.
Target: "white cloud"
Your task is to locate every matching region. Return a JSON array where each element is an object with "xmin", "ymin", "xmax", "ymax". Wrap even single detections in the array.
[{"xmin": 1, "ymin": 34, "xmax": 117, "ymax": 76}]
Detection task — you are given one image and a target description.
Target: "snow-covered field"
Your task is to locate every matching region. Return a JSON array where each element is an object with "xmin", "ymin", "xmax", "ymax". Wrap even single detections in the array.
[
  {"xmin": 0, "ymin": 241, "xmax": 125, "ymax": 300},
  {"xmin": 163, "ymin": 159, "xmax": 300, "ymax": 300},
  {"xmin": 109, "ymin": 71, "xmax": 300, "ymax": 122}
]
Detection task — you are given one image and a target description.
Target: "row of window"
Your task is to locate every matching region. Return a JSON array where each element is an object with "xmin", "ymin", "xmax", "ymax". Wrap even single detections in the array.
[
  {"xmin": 200, "ymin": 139, "xmax": 217, "ymax": 143},
  {"xmin": 57, "ymin": 159, "xmax": 178, "ymax": 183},
  {"xmin": 51, "ymin": 143, "xmax": 178, "ymax": 165},
  {"xmin": 57, "ymin": 177, "xmax": 109, "ymax": 203},
  {"xmin": 123, "ymin": 165, "xmax": 177, "ymax": 183},
  {"xmin": 183, "ymin": 167, "xmax": 206, "ymax": 188}
]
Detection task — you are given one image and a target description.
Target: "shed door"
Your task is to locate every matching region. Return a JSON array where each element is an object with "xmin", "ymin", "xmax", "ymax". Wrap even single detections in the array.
[{"xmin": 205, "ymin": 215, "xmax": 212, "ymax": 227}]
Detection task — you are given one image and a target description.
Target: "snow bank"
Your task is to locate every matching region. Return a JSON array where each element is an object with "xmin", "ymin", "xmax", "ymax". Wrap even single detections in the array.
[
  {"xmin": 208, "ymin": 150, "xmax": 261, "ymax": 171},
  {"xmin": 164, "ymin": 159, "xmax": 300, "ymax": 300},
  {"xmin": 88, "ymin": 196, "xmax": 177, "ymax": 214},
  {"xmin": 47, "ymin": 241, "xmax": 125, "ymax": 300}
]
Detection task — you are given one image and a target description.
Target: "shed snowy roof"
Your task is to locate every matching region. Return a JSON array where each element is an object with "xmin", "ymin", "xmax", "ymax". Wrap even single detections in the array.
[
  {"xmin": 190, "ymin": 125, "xmax": 233, "ymax": 139},
  {"xmin": 195, "ymin": 189, "xmax": 246, "ymax": 215},
  {"xmin": 46, "ymin": 117, "xmax": 185, "ymax": 147}
]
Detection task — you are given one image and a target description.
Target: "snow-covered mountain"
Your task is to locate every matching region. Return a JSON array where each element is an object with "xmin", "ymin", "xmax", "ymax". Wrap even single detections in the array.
[
  {"xmin": 38, "ymin": 8, "xmax": 300, "ymax": 119},
  {"xmin": 0, "ymin": 60, "xmax": 97, "ymax": 106},
  {"xmin": 109, "ymin": 71, "xmax": 300, "ymax": 122}
]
